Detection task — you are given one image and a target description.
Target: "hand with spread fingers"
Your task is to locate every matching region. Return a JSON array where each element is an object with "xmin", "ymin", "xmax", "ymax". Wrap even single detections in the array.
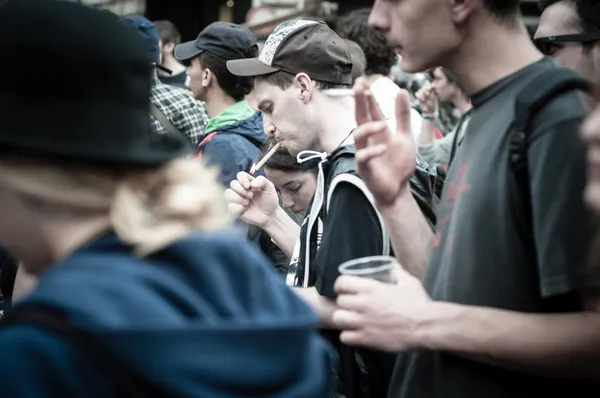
[
  {"xmin": 353, "ymin": 78, "xmax": 418, "ymax": 208},
  {"xmin": 332, "ymin": 266, "xmax": 432, "ymax": 352},
  {"xmin": 224, "ymin": 171, "xmax": 279, "ymax": 228}
]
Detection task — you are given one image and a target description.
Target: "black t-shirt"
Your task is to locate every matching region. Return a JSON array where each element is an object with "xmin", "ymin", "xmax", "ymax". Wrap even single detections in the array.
[
  {"xmin": 296, "ymin": 150, "xmax": 396, "ymax": 398},
  {"xmin": 389, "ymin": 58, "xmax": 599, "ymax": 397}
]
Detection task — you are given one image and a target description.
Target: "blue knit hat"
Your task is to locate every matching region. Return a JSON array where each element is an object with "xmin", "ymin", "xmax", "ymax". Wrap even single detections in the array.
[{"xmin": 120, "ymin": 16, "xmax": 160, "ymax": 65}]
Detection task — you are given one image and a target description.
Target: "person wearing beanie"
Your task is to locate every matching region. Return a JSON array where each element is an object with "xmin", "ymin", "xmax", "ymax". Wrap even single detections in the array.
[
  {"xmin": 120, "ymin": 15, "xmax": 209, "ymax": 145},
  {"xmin": 0, "ymin": 1, "xmax": 334, "ymax": 397}
]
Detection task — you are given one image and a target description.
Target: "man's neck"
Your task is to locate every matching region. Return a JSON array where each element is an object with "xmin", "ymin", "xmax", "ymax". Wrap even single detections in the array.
[
  {"xmin": 446, "ymin": 20, "xmax": 544, "ymax": 95},
  {"xmin": 318, "ymin": 99, "xmax": 358, "ymax": 153},
  {"xmin": 160, "ymin": 56, "xmax": 187, "ymax": 77},
  {"xmin": 205, "ymin": 90, "xmax": 237, "ymax": 119}
]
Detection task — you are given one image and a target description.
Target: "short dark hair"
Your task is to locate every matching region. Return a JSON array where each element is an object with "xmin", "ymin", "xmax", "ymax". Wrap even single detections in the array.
[
  {"xmin": 482, "ymin": 0, "xmax": 521, "ymax": 24},
  {"xmin": 335, "ymin": 8, "xmax": 397, "ymax": 76},
  {"xmin": 263, "ymin": 142, "xmax": 319, "ymax": 173},
  {"xmin": 199, "ymin": 49, "xmax": 258, "ymax": 102},
  {"xmin": 255, "ymin": 70, "xmax": 351, "ymax": 91},
  {"xmin": 154, "ymin": 20, "xmax": 181, "ymax": 45}
]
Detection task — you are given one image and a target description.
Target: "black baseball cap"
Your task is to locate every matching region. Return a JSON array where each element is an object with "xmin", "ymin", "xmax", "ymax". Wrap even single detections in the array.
[
  {"xmin": 226, "ymin": 20, "xmax": 353, "ymax": 85},
  {"xmin": 174, "ymin": 22, "xmax": 257, "ymax": 62}
]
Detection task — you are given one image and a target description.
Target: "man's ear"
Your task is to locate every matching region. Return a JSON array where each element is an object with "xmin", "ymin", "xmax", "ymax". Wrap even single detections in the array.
[
  {"xmin": 294, "ymin": 73, "xmax": 314, "ymax": 104},
  {"xmin": 448, "ymin": 0, "xmax": 479, "ymax": 24},
  {"xmin": 164, "ymin": 42, "xmax": 175, "ymax": 55},
  {"xmin": 202, "ymin": 68, "xmax": 212, "ymax": 87}
]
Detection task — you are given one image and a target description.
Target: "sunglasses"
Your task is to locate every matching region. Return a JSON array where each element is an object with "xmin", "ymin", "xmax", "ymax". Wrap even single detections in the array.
[{"xmin": 534, "ymin": 33, "xmax": 600, "ymax": 55}]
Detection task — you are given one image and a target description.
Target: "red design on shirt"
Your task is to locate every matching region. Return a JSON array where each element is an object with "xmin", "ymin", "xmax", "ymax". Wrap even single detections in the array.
[{"xmin": 435, "ymin": 163, "xmax": 471, "ymax": 252}]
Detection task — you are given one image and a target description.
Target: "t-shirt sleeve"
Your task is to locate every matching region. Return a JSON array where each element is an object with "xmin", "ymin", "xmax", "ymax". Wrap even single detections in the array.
[
  {"xmin": 312, "ymin": 182, "xmax": 385, "ymax": 298},
  {"xmin": 528, "ymin": 117, "xmax": 600, "ymax": 297}
]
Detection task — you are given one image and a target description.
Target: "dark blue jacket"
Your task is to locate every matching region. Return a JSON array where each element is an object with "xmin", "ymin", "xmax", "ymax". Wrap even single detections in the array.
[{"xmin": 0, "ymin": 231, "xmax": 334, "ymax": 397}]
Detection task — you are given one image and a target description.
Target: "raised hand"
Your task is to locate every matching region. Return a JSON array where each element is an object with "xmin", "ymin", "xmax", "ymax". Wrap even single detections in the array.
[
  {"xmin": 224, "ymin": 171, "xmax": 279, "ymax": 228},
  {"xmin": 353, "ymin": 78, "xmax": 417, "ymax": 208},
  {"xmin": 415, "ymin": 84, "xmax": 437, "ymax": 116}
]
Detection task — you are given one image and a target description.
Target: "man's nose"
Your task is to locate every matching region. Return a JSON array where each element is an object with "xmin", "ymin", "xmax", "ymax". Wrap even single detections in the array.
[
  {"xmin": 263, "ymin": 118, "xmax": 276, "ymax": 137},
  {"xmin": 368, "ymin": 1, "xmax": 390, "ymax": 33}
]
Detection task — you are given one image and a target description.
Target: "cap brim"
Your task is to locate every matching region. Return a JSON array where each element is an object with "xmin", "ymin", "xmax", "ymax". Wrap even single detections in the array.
[
  {"xmin": 174, "ymin": 41, "xmax": 202, "ymax": 61},
  {"xmin": 226, "ymin": 58, "xmax": 280, "ymax": 77}
]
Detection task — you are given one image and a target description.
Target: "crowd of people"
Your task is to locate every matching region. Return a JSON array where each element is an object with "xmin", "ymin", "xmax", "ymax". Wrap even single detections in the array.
[{"xmin": 1, "ymin": 0, "xmax": 600, "ymax": 396}]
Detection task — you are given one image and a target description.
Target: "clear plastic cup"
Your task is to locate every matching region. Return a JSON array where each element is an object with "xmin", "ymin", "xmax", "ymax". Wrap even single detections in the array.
[{"xmin": 338, "ymin": 255, "xmax": 396, "ymax": 283}]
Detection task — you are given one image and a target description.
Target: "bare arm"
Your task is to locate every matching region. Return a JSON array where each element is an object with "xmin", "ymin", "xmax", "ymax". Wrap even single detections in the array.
[
  {"xmin": 263, "ymin": 207, "xmax": 300, "ymax": 258},
  {"xmin": 417, "ymin": 118, "xmax": 437, "ymax": 147},
  {"xmin": 377, "ymin": 188, "xmax": 434, "ymax": 280},
  {"xmin": 419, "ymin": 293, "xmax": 600, "ymax": 378},
  {"xmin": 294, "ymin": 287, "xmax": 338, "ymax": 328}
]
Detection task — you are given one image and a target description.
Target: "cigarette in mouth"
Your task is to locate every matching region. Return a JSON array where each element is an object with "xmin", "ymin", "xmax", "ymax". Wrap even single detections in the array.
[{"xmin": 249, "ymin": 142, "xmax": 281, "ymax": 175}]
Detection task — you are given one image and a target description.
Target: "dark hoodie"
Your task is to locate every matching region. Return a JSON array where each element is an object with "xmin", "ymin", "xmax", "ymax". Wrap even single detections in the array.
[
  {"xmin": 0, "ymin": 231, "xmax": 334, "ymax": 397},
  {"xmin": 199, "ymin": 100, "xmax": 267, "ymax": 187}
]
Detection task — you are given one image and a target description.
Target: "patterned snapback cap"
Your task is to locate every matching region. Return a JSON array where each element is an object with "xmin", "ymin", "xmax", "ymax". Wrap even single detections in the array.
[{"xmin": 226, "ymin": 20, "xmax": 353, "ymax": 85}]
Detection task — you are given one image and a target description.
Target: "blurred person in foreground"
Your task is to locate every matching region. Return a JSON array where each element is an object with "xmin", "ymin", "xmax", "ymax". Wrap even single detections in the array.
[
  {"xmin": 332, "ymin": 0, "xmax": 599, "ymax": 397},
  {"xmin": 536, "ymin": 0, "xmax": 600, "ymax": 84},
  {"xmin": 416, "ymin": 67, "xmax": 472, "ymax": 165},
  {"xmin": 0, "ymin": 2, "xmax": 334, "ymax": 397}
]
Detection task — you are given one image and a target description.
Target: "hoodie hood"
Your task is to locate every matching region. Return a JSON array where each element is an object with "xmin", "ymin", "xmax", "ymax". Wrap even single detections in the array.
[
  {"xmin": 21, "ymin": 232, "xmax": 334, "ymax": 397},
  {"xmin": 205, "ymin": 100, "xmax": 266, "ymax": 144}
]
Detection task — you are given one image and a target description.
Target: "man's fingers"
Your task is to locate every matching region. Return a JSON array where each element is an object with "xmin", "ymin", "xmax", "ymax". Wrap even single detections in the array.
[
  {"xmin": 367, "ymin": 89, "xmax": 384, "ymax": 122},
  {"xmin": 228, "ymin": 179, "xmax": 252, "ymax": 199},
  {"xmin": 336, "ymin": 293, "xmax": 370, "ymax": 313},
  {"xmin": 395, "ymin": 89, "xmax": 412, "ymax": 136},
  {"xmin": 334, "ymin": 274, "xmax": 380, "ymax": 295},
  {"xmin": 332, "ymin": 309, "xmax": 364, "ymax": 330},
  {"xmin": 250, "ymin": 175, "xmax": 274, "ymax": 191},
  {"xmin": 354, "ymin": 78, "xmax": 372, "ymax": 126},
  {"xmin": 224, "ymin": 188, "xmax": 250, "ymax": 206},
  {"xmin": 236, "ymin": 171, "xmax": 253, "ymax": 190},
  {"xmin": 227, "ymin": 202, "xmax": 246, "ymax": 217},
  {"xmin": 353, "ymin": 120, "xmax": 389, "ymax": 149},
  {"xmin": 339, "ymin": 330, "xmax": 367, "ymax": 346},
  {"xmin": 355, "ymin": 144, "xmax": 387, "ymax": 164}
]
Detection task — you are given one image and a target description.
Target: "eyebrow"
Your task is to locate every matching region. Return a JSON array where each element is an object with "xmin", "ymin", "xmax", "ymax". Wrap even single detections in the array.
[{"xmin": 282, "ymin": 180, "xmax": 300, "ymax": 188}]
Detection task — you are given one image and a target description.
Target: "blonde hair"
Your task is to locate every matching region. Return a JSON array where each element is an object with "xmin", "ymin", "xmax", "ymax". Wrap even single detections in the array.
[{"xmin": 0, "ymin": 156, "xmax": 232, "ymax": 256}]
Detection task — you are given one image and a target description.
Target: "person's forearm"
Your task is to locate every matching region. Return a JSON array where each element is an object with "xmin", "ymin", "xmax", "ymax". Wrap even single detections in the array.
[
  {"xmin": 417, "ymin": 118, "xmax": 436, "ymax": 147},
  {"xmin": 377, "ymin": 189, "xmax": 433, "ymax": 280},
  {"xmin": 263, "ymin": 207, "xmax": 300, "ymax": 258},
  {"xmin": 294, "ymin": 287, "xmax": 338, "ymax": 328},
  {"xmin": 417, "ymin": 301, "xmax": 600, "ymax": 378}
]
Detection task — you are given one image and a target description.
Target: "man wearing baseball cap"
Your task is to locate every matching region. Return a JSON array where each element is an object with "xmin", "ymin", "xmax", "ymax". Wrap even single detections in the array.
[
  {"xmin": 174, "ymin": 22, "xmax": 267, "ymax": 187},
  {"xmin": 120, "ymin": 16, "xmax": 208, "ymax": 145},
  {"xmin": 224, "ymin": 20, "xmax": 438, "ymax": 398}
]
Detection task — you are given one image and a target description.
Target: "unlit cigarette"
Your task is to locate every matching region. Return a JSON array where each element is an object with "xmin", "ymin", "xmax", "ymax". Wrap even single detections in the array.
[
  {"xmin": 321, "ymin": 88, "xmax": 372, "ymax": 98},
  {"xmin": 250, "ymin": 142, "xmax": 281, "ymax": 174}
]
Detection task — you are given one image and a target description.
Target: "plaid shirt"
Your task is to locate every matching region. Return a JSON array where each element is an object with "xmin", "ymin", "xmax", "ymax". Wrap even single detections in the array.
[{"xmin": 150, "ymin": 78, "xmax": 208, "ymax": 145}]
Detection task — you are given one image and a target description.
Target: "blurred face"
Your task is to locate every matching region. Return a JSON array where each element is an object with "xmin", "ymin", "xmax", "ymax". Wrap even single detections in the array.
[
  {"xmin": 535, "ymin": 2, "xmax": 600, "ymax": 82},
  {"xmin": 431, "ymin": 67, "xmax": 459, "ymax": 102},
  {"xmin": 187, "ymin": 57, "xmax": 209, "ymax": 101},
  {"xmin": 265, "ymin": 168, "xmax": 317, "ymax": 214},
  {"xmin": 582, "ymin": 102, "xmax": 600, "ymax": 213},
  {"xmin": 254, "ymin": 75, "xmax": 320, "ymax": 156},
  {"xmin": 368, "ymin": 0, "xmax": 462, "ymax": 73}
]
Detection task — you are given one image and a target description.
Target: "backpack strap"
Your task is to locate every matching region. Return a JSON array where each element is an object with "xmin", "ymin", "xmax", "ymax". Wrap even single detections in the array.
[
  {"xmin": 1, "ymin": 302, "xmax": 178, "ymax": 398},
  {"xmin": 510, "ymin": 68, "xmax": 590, "ymax": 232},
  {"xmin": 325, "ymin": 147, "xmax": 391, "ymax": 257}
]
